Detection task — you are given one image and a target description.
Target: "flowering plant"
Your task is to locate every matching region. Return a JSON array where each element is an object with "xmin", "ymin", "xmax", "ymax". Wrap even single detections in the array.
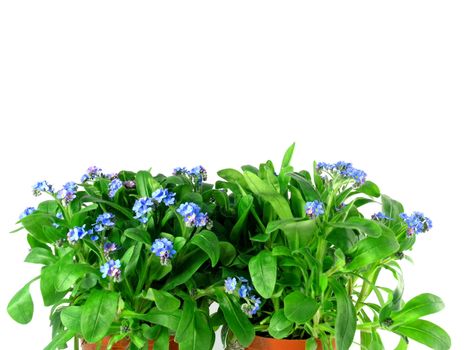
[
  {"xmin": 215, "ymin": 145, "xmax": 450, "ymax": 350},
  {"xmin": 8, "ymin": 165, "xmax": 235, "ymax": 350}
]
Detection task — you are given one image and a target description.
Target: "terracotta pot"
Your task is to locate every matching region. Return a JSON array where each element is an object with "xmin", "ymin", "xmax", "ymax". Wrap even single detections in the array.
[
  {"xmin": 81, "ymin": 336, "xmax": 178, "ymax": 350},
  {"xmin": 247, "ymin": 335, "xmax": 335, "ymax": 350}
]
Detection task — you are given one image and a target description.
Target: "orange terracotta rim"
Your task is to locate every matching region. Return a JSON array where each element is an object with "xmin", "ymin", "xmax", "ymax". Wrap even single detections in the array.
[
  {"xmin": 246, "ymin": 335, "xmax": 335, "ymax": 350},
  {"xmin": 81, "ymin": 336, "xmax": 178, "ymax": 350}
]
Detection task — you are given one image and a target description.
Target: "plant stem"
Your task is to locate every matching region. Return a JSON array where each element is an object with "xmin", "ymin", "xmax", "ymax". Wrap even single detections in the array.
[{"xmin": 74, "ymin": 336, "xmax": 79, "ymax": 350}]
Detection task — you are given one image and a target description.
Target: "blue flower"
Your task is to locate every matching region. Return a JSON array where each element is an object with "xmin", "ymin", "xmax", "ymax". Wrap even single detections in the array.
[
  {"xmin": 316, "ymin": 161, "xmax": 367, "ymax": 185},
  {"xmin": 241, "ymin": 295, "xmax": 261, "ymax": 317},
  {"xmin": 103, "ymin": 242, "xmax": 118, "ymax": 257},
  {"xmin": 189, "ymin": 165, "xmax": 207, "ymax": 184},
  {"xmin": 400, "ymin": 212, "xmax": 432, "ymax": 236},
  {"xmin": 305, "ymin": 200, "xmax": 325, "ymax": 218},
  {"xmin": 93, "ymin": 213, "xmax": 115, "ymax": 232},
  {"xmin": 173, "ymin": 167, "xmax": 188, "ymax": 175},
  {"xmin": 372, "ymin": 212, "xmax": 393, "ymax": 221},
  {"xmin": 19, "ymin": 207, "xmax": 36, "ymax": 219},
  {"xmin": 90, "ymin": 235, "xmax": 99, "ymax": 241},
  {"xmin": 151, "ymin": 238, "xmax": 176, "ymax": 265},
  {"xmin": 123, "ymin": 180, "xmax": 136, "ymax": 189},
  {"xmin": 109, "ymin": 178, "xmax": 123, "ymax": 198},
  {"xmin": 133, "ymin": 197, "xmax": 154, "ymax": 224},
  {"xmin": 67, "ymin": 225, "xmax": 88, "ymax": 243},
  {"xmin": 176, "ymin": 202, "xmax": 209, "ymax": 227},
  {"xmin": 224, "ymin": 277, "xmax": 237, "ymax": 293},
  {"xmin": 81, "ymin": 166, "xmax": 102, "ymax": 182},
  {"xmin": 239, "ymin": 284, "xmax": 249, "ymax": 298},
  {"xmin": 152, "ymin": 189, "xmax": 176, "ymax": 206},
  {"xmin": 32, "ymin": 180, "xmax": 53, "ymax": 196},
  {"xmin": 56, "ymin": 181, "xmax": 78, "ymax": 204},
  {"xmin": 105, "ymin": 173, "xmax": 118, "ymax": 180},
  {"xmin": 100, "ymin": 259, "xmax": 121, "ymax": 281}
]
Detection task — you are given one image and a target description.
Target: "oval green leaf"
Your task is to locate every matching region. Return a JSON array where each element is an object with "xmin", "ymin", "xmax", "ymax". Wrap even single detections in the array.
[{"xmin": 249, "ymin": 251, "xmax": 277, "ymax": 298}]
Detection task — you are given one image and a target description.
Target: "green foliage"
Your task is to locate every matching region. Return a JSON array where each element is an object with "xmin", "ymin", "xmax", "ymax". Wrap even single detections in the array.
[{"xmin": 6, "ymin": 147, "xmax": 450, "ymax": 350}]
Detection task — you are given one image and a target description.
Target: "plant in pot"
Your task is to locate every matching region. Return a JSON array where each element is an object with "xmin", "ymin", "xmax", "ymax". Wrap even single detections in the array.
[
  {"xmin": 214, "ymin": 144, "xmax": 451, "ymax": 350},
  {"xmin": 7, "ymin": 165, "xmax": 230, "ymax": 350}
]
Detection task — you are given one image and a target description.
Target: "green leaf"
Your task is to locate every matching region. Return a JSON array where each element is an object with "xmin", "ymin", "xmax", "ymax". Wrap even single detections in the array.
[
  {"xmin": 249, "ymin": 251, "xmax": 277, "ymax": 298},
  {"xmin": 356, "ymin": 181, "xmax": 381, "ymax": 197},
  {"xmin": 7, "ymin": 282, "xmax": 34, "ymax": 324},
  {"xmin": 43, "ymin": 330, "xmax": 74, "ymax": 350},
  {"xmin": 268, "ymin": 309, "xmax": 293, "ymax": 339},
  {"xmin": 331, "ymin": 217, "xmax": 382, "ymax": 238},
  {"xmin": 136, "ymin": 170, "xmax": 160, "ymax": 197},
  {"xmin": 40, "ymin": 265, "xmax": 67, "ymax": 306},
  {"xmin": 55, "ymin": 263, "xmax": 96, "ymax": 292},
  {"xmin": 230, "ymin": 195, "xmax": 254, "ymax": 243},
  {"xmin": 394, "ymin": 337, "xmax": 408, "ymax": 350},
  {"xmin": 142, "ymin": 289, "xmax": 181, "ymax": 312},
  {"xmin": 122, "ymin": 310, "xmax": 181, "ymax": 331},
  {"xmin": 266, "ymin": 219, "xmax": 318, "ymax": 250},
  {"xmin": 394, "ymin": 319, "xmax": 451, "ymax": 350},
  {"xmin": 25, "ymin": 247, "xmax": 57, "ymax": 265},
  {"xmin": 121, "ymin": 242, "xmax": 142, "ymax": 276},
  {"xmin": 82, "ymin": 195, "xmax": 134, "ymax": 220},
  {"xmin": 217, "ymin": 168, "xmax": 248, "ymax": 189},
  {"xmin": 81, "ymin": 290, "xmax": 120, "ymax": 343},
  {"xmin": 289, "ymin": 172, "xmax": 321, "ymax": 201},
  {"xmin": 306, "ymin": 338, "xmax": 318, "ymax": 350},
  {"xmin": 391, "ymin": 293, "xmax": 445, "ymax": 326},
  {"xmin": 215, "ymin": 290, "xmax": 255, "ymax": 347},
  {"xmin": 219, "ymin": 241, "xmax": 237, "ymax": 266},
  {"xmin": 345, "ymin": 226, "xmax": 399, "ymax": 270},
  {"xmin": 368, "ymin": 331, "xmax": 384, "ymax": 350},
  {"xmin": 190, "ymin": 230, "xmax": 220, "ymax": 266},
  {"xmin": 20, "ymin": 213, "xmax": 61, "ymax": 243},
  {"xmin": 281, "ymin": 143, "xmax": 295, "ymax": 169},
  {"xmin": 175, "ymin": 298, "xmax": 196, "ymax": 343},
  {"xmin": 382, "ymin": 195, "xmax": 404, "ymax": 219},
  {"xmin": 163, "ymin": 249, "xmax": 209, "ymax": 290},
  {"xmin": 243, "ymin": 171, "xmax": 293, "ymax": 220},
  {"xmin": 124, "ymin": 228, "xmax": 152, "ymax": 245},
  {"xmin": 60, "ymin": 306, "xmax": 82, "ymax": 332},
  {"xmin": 330, "ymin": 279, "xmax": 356, "ymax": 350},
  {"xmin": 152, "ymin": 326, "xmax": 169, "ymax": 350},
  {"xmin": 178, "ymin": 309, "xmax": 214, "ymax": 350},
  {"xmin": 284, "ymin": 291, "xmax": 318, "ymax": 324}
]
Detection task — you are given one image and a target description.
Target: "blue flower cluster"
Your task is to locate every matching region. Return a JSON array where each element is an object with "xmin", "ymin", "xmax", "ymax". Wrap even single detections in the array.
[
  {"xmin": 109, "ymin": 178, "xmax": 123, "ymax": 198},
  {"xmin": 132, "ymin": 189, "xmax": 176, "ymax": 224},
  {"xmin": 57, "ymin": 181, "xmax": 78, "ymax": 204},
  {"xmin": 133, "ymin": 197, "xmax": 154, "ymax": 224},
  {"xmin": 372, "ymin": 212, "xmax": 393, "ymax": 221},
  {"xmin": 32, "ymin": 180, "xmax": 53, "ymax": 196},
  {"xmin": 151, "ymin": 238, "xmax": 176, "ymax": 265},
  {"xmin": 19, "ymin": 207, "xmax": 36, "ymax": 219},
  {"xmin": 93, "ymin": 213, "xmax": 115, "ymax": 232},
  {"xmin": 176, "ymin": 202, "xmax": 209, "ymax": 227},
  {"xmin": 81, "ymin": 166, "xmax": 103, "ymax": 182},
  {"xmin": 67, "ymin": 225, "xmax": 91, "ymax": 243},
  {"xmin": 173, "ymin": 165, "xmax": 207, "ymax": 185},
  {"xmin": 317, "ymin": 161, "xmax": 367, "ymax": 185},
  {"xmin": 224, "ymin": 277, "xmax": 261, "ymax": 317},
  {"xmin": 152, "ymin": 189, "xmax": 176, "ymax": 206},
  {"xmin": 400, "ymin": 212, "xmax": 432, "ymax": 236},
  {"xmin": 103, "ymin": 242, "xmax": 118, "ymax": 257},
  {"xmin": 305, "ymin": 200, "xmax": 325, "ymax": 218},
  {"xmin": 100, "ymin": 259, "xmax": 121, "ymax": 281}
]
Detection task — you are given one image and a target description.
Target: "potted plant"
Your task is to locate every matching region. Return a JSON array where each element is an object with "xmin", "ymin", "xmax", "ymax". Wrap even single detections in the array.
[
  {"xmin": 213, "ymin": 144, "xmax": 451, "ymax": 350},
  {"xmin": 7, "ymin": 165, "xmax": 231, "ymax": 350}
]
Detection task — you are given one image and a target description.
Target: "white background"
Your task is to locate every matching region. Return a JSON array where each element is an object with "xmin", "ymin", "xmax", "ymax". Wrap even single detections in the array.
[{"xmin": 0, "ymin": 1, "xmax": 466, "ymax": 349}]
